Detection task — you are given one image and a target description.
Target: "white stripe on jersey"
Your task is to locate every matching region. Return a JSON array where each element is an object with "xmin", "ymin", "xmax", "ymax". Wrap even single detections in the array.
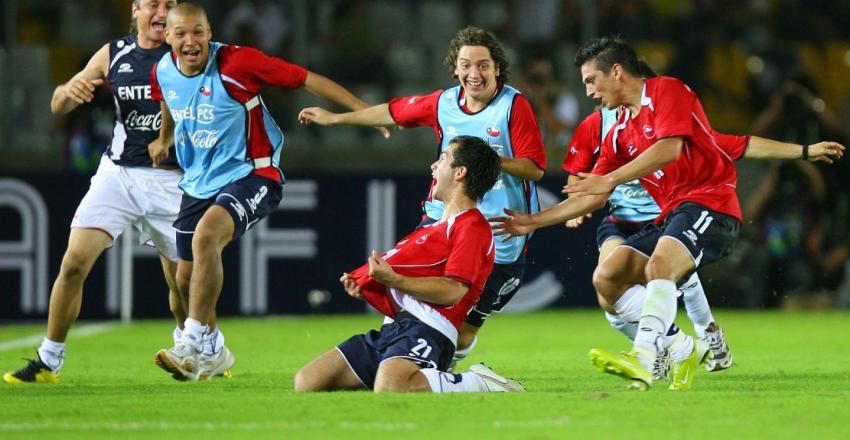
[
  {"xmin": 109, "ymin": 95, "xmax": 127, "ymax": 159},
  {"xmin": 109, "ymin": 42, "xmax": 137, "ymax": 71},
  {"xmin": 221, "ymin": 74, "xmax": 248, "ymax": 90}
]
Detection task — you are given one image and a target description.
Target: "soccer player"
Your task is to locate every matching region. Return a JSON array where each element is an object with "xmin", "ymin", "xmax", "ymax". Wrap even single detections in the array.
[
  {"xmin": 492, "ymin": 36, "xmax": 844, "ymax": 390},
  {"xmin": 564, "ymin": 104, "xmax": 734, "ymax": 377},
  {"xmin": 2, "ymin": 0, "xmax": 232, "ymax": 384},
  {"xmin": 148, "ymin": 3, "xmax": 385, "ymax": 381},
  {"xmin": 297, "ymin": 27, "xmax": 546, "ymax": 367},
  {"xmin": 294, "ymin": 135, "xmax": 524, "ymax": 393}
]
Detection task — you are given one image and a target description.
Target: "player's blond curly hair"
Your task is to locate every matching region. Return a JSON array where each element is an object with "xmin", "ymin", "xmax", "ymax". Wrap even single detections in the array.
[{"xmin": 444, "ymin": 26, "xmax": 511, "ymax": 84}]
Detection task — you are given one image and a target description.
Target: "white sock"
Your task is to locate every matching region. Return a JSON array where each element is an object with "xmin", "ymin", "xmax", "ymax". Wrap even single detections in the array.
[
  {"xmin": 679, "ymin": 273, "xmax": 714, "ymax": 338},
  {"xmin": 180, "ymin": 318, "xmax": 208, "ymax": 352},
  {"xmin": 202, "ymin": 328, "xmax": 225, "ymax": 356},
  {"xmin": 605, "ymin": 311, "xmax": 637, "ymax": 341},
  {"xmin": 666, "ymin": 330, "xmax": 695, "ymax": 363},
  {"xmin": 607, "ymin": 284, "xmax": 646, "ymax": 341},
  {"xmin": 453, "ymin": 336, "xmax": 477, "ymax": 361},
  {"xmin": 634, "ymin": 279, "xmax": 678, "ymax": 367},
  {"xmin": 172, "ymin": 327, "xmax": 182, "ymax": 345},
  {"xmin": 37, "ymin": 338, "xmax": 65, "ymax": 372},
  {"xmin": 418, "ymin": 368, "xmax": 489, "ymax": 392}
]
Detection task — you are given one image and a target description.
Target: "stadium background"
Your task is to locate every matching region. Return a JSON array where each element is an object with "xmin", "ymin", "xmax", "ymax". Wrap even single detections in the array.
[{"xmin": 1, "ymin": 0, "xmax": 849, "ymax": 320}]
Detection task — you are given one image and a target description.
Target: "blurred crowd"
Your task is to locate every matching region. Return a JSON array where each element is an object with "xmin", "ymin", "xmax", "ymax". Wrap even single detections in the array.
[{"xmin": 3, "ymin": 0, "xmax": 849, "ymax": 308}]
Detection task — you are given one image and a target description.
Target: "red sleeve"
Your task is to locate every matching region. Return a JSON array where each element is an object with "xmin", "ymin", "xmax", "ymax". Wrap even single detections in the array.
[
  {"xmin": 217, "ymin": 45, "xmax": 308, "ymax": 95},
  {"xmin": 712, "ymin": 130, "xmax": 750, "ymax": 161},
  {"xmin": 651, "ymin": 77, "xmax": 694, "ymax": 140},
  {"xmin": 508, "ymin": 94, "xmax": 547, "ymax": 169},
  {"xmin": 562, "ymin": 111, "xmax": 602, "ymax": 174},
  {"xmin": 444, "ymin": 214, "xmax": 493, "ymax": 286},
  {"xmin": 387, "ymin": 90, "xmax": 442, "ymax": 128},
  {"xmin": 150, "ymin": 63, "xmax": 163, "ymax": 101},
  {"xmin": 592, "ymin": 127, "xmax": 621, "ymax": 176}
]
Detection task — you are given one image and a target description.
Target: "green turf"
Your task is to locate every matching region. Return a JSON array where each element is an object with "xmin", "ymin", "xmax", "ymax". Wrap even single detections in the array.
[{"xmin": 1, "ymin": 310, "xmax": 849, "ymax": 439}]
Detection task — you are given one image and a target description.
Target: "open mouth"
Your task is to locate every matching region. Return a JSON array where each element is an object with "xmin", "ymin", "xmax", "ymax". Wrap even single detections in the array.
[
  {"xmin": 152, "ymin": 21, "xmax": 166, "ymax": 32},
  {"xmin": 465, "ymin": 79, "xmax": 484, "ymax": 90},
  {"xmin": 182, "ymin": 48, "xmax": 201, "ymax": 62}
]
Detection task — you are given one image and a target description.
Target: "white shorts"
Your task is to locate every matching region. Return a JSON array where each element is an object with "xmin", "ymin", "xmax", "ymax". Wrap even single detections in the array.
[{"xmin": 71, "ymin": 155, "xmax": 183, "ymax": 261}]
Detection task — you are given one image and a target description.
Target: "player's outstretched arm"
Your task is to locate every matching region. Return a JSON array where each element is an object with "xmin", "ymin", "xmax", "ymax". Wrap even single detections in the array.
[
  {"xmin": 562, "ymin": 174, "xmax": 593, "ymax": 228},
  {"xmin": 298, "ymin": 103, "xmax": 395, "ymax": 128},
  {"xmin": 491, "ymin": 192, "xmax": 608, "ymax": 240},
  {"xmin": 367, "ymin": 250, "xmax": 468, "ymax": 305},
  {"xmin": 745, "ymin": 136, "xmax": 844, "ymax": 164},
  {"xmin": 51, "ymin": 44, "xmax": 109, "ymax": 115},
  {"xmin": 566, "ymin": 137, "xmax": 683, "ymax": 197},
  {"xmin": 302, "ymin": 71, "xmax": 391, "ymax": 137}
]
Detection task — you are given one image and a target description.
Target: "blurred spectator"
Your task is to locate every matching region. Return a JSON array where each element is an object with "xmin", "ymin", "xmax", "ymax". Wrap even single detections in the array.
[
  {"xmin": 222, "ymin": 0, "xmax": 291, "ymax": 56},
  {"xmin": 515, "ymin": 52, "xmax": 578, "ymax": 149}
]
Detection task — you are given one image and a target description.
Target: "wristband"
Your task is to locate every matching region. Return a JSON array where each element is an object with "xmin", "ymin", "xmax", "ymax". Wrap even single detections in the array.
[{"xmin": 802, "ymin": 144, "xmax": 809, "ymax": 161}]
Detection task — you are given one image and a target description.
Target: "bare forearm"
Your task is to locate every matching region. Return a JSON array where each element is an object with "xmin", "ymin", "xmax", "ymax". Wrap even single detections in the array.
[
  {"xmin": 331, "ymin": 103, "xmax": 396, "ymax": 126},
  {"xmin": 606, "ymin": 137, "xmax": 682, "ymax": 186},
  {"xmin": 383, "ymin": 275, "xmax": 468, "ymax": 305},
  {"xmin": 51, "ymin": 84, "xmax": 77, "ymax": 115},
  {"xmin": 745, "ymin": 136, "xmax": 803, "ymax": 160},
  {"xmin": 501, "ymin": 157, "xmax": 544, "ymax": 181},
  {"xmin": 531, "ymin": 193, "xmax": 607, "ymax": 229},
  {"xmin": 304, "ymin": 72, "xmax": 371, "ymax": 112}
]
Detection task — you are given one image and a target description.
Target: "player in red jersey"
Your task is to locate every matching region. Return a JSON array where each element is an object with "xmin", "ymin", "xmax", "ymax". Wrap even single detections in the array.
[
  {"xmin": 297, "ymin": 27, "xmax": 546, "ymax": 370},
  {"xmin": 493, "ymin": 36, "xmax": 844, "ymax": 390},
  {"xmin": 294, "ymin": 136, "xmax": 524, "ymax": 393}
]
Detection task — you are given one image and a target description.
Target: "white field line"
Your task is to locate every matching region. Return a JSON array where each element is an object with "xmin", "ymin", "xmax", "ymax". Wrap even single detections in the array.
[
  {"xmin": 0, "ymin": 419, "xmax": 571, "ymax": 432},
  {"xmin": 0, "ymin": 322, "xmax": 120, "ymax": 352}
]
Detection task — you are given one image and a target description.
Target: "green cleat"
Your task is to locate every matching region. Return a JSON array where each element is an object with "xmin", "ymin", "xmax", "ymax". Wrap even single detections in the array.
[
  {"xmin": 3, "ymin": 353, "xmax": 60, "ymax": 384},
  {"xmin": 669, "ymin": 338, "xmax": 710, "ymax": 390},
  {"xmin": 589, "ymin": 348, "xmax": 653, "ymax": 390}
]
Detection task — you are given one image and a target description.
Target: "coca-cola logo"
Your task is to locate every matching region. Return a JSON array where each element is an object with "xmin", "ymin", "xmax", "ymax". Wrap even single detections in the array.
[
  {"xmin": 124, "ymin": 110, "xmax": 162, "ymax": 131},
  {"xmin": 188, "ymin": 129, "xmax": 219, "ymax": 149}
]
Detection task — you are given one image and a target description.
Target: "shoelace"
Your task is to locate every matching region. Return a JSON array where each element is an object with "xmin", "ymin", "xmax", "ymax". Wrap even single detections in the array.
[
  {"xmin": 652, "ymin": 351, "xmax": 671, "ymax": 379},
  {"xmin": 12, "ymin": 357, "xmax": 46, "ymax": 379},
  {"xmin": 706, "ymin": 330, "xmax": 726, "ymax": 352}
]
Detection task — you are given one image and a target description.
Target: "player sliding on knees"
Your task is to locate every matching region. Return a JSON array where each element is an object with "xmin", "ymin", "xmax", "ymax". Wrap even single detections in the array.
[{"xmin": 294, "ymin": 136, "xmax": 524, "ymax": 393}]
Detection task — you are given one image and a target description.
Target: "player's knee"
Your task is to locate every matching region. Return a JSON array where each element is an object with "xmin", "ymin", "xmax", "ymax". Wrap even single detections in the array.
[
  {"xmin": 645, "ymin": 255, "xmax": 673, "ymax": 281},
  {"xmin": 58, "ymin": 249, "xmax": 93, "ymax": 282},
  {"xmin": 293, "ymin": 366, "xmax": 321, "ymax": 392},
  {"xmin": 592, "ymin": 266, "xmax": 618, "ymax": 301}
]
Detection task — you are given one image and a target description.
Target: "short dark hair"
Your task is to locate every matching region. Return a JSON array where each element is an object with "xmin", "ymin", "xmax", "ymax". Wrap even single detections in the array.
[
  {"xmin": 444, "ymin": 27, "xmax": 511, "ymax": 83},
  {"xmin": 448, "ymin": 135, "xmax": 501, "ymax": 201},
  {"xmin": 574, "ymin": 36, "xmax": 641, "ymax": 76},
  {"xmin": 637, "ymin": 60, "xmax": 657, "ymax": 78}
]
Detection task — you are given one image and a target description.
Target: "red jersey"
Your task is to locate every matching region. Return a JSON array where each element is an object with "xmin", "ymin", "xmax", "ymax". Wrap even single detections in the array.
[
  {"xmin": 387, "ymin": 85, "xmax": 547, "ymax": 170},
  {"xmin": 350, "ymin": 209, "xmax": 495, "ymax": 339},
  {"xmin": 593, "ymin": 77, "xmax": 745, "ymax": 223},
  {"xmin": 562, "ymin": 111, "xmax": 602, "ymax": 174}
]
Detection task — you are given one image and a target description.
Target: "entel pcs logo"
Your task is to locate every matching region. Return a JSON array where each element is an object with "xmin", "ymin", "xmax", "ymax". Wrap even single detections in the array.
[{"xmin": 172, "ymin": 104, "xmax": 216, "ymax": 124}]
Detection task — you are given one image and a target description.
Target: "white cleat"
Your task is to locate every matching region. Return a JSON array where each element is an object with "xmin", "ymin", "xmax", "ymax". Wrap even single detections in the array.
[
  {"xmin": 652, "ymin": 348, "xmax": 672, "ymax": 381},
  {"xmin": 155, "ymin": 343, "xmax": 200, "ymax": 381},
  {"xmin": 703, "ymin": 323, "xmax": 733, "ymax": 372},
  {"xmin": 469, "ymin": 363, "xmax": 526, "ymax": 392},
  {"xmin": 198, "ymin": 346, "xmax": 235, "ymax": 380}
]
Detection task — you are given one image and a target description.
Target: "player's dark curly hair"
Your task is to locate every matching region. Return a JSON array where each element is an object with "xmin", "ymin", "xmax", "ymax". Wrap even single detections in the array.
[
  {"xmin": 449, "ymin": 135, "xmax": 501, "ymax": 201},
  {"xmin": 444, "ymin": 26, "xmax": 511, "ymax": 83},
  {"xmin": 574, "ymin": 36, "xmax": 641, "ymax": 76}
]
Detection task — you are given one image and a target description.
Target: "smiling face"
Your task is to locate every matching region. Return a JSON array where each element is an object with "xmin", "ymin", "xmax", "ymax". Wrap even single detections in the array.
[
  {"xmin": 166, "ymin": 9, "xmax": 212, "ymax": 76},
  {"xmin": 133, "ymin": 0, "xmax": 176, "ymax": 48},
  {"xmin": 454, "ymin": 45, "xmax": 500, "ymax": 107},
  {"xmin": 580, "ymin": 59, "xmax": 623, "ymax": 109}
]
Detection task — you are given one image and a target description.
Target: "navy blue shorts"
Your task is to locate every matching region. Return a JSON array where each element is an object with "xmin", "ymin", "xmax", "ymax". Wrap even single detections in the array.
[
  {"xmin": 621, "ymin": 202, "xmax": 740, "ymax": 268},
  {"xmin": 466, "ymin": 254, "xmax": 526, "ymax": 327},
  {"xmin": 173, "ymin": 173, "xmax": 283, "ymax": 261},
  {"xmin": 337, "ymin": 311, "xmax": 455, "ymax": 390},
  {"xmin": 596, "ymin": 216, "xmax": 651, "ymax": 249}
]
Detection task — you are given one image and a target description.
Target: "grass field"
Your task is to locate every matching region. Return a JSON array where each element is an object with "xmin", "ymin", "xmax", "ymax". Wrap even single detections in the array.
[{"xmin": 1, "ymin": 310, "xmax": 849, "ymax": 439}]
